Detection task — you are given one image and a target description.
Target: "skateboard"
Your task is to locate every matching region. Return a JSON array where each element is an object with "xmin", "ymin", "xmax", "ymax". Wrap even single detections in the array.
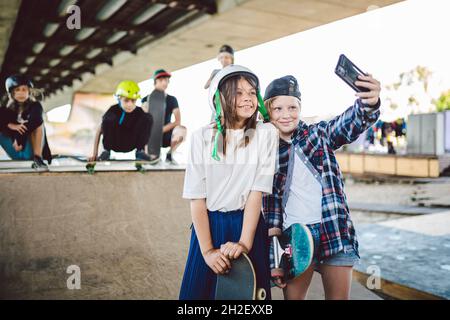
[
  {"xmin": 272, "ymin": 223, "xmax": 314, "ymax": 282},
  {"xmin": 0, "ymin": 158, "xmax": 171, "ymax": 174},
  {"xmin": 0, "ymin": 160, "xmax": 48, "ymax": 172},
  {"xmin": 0, "ymin": 157, "xmax": 83, "ymax": 173},
  {"xmin": 0, "ymin": 160, "xmax": 46, "ymax": 171},
  {"xmin": 146, "ymin": 90, "xmax": 166, "ymax": 159},
  {"xmin": 215, "ymin": 252, "xmax": 266, "ymax": 300},
  {"xmin": 85, "ymin": 160, "xmax": 152, "ymax": 174},
  {"xmin": 31, "ymin": 162, "xmax": 49, "ymax": 172}
]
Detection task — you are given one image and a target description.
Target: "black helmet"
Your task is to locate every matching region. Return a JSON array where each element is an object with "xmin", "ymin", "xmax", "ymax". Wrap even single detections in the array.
[{"xmin": 5, "ymin": 74, "xmax": 34, "ymax": 94}]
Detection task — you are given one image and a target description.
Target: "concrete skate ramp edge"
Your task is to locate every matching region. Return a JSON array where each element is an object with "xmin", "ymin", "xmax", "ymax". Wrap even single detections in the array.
[{"xmin": 0, "ymin": 171, "xmax": 191, "ymax": 299}]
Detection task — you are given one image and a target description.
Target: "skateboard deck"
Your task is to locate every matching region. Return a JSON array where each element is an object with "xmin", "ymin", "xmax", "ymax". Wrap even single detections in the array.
[
  {"xmin": 86, "ymin": 160, "xmax": 152, "ymax": 174},
  {"xmin": 215, "ymin": 252, "xmax": 266, "ymax": 300},
  {"xmin": 0, "ymin": 160, "xmax": 35, "ymax": 169},
  {"xmin": 146, "ymin": 90, "xmax": 166, "ymax": 158},
  {"xmin": 0, "ymin": 158, "xmax": 185, "ymax": 173},
  {"xmin": 273, "ymin": 223, "xmax": 314, "ymax": 282},
  {"xmin": 0, "ymin": 160, "xmax": 49, "ymax": 172},
  {"xmin": 0, "ymin": 166, "xmax": 49, "ymax": 173}
]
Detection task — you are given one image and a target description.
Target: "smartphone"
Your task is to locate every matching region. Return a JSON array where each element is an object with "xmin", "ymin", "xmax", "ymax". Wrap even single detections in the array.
[{"xmin": 335, "ymin": 54, "xmax": 370, "ymax": 92}]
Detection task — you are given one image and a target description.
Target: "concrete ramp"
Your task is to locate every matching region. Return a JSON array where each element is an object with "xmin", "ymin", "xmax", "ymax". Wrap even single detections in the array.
[
  {"xmin": 0, "ymin": 171, "xmax": 383, "ymax": 300},
  {"xmin": 0, "ymin": 171, "xmax": 191, "ymax": 299}
]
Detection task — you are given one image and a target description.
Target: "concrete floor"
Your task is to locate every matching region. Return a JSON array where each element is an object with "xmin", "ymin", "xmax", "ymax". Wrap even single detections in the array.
[{"xmin": 271, "ymin": 272, "xmax": 382, "ymax": 300}]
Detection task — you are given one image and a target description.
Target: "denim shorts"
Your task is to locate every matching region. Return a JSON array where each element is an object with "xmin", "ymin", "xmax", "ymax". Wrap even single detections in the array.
[
  {"xmin": 306, "ymin": 223, "xmax": 360, "ymax": 270},
  {"xmin": 0, "ymin": 133, "xmax": 33, "ymax": 160}
]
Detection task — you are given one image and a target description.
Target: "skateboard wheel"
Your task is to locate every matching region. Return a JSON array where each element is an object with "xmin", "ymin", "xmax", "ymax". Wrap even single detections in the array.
[
  {"xmin": 256, "ymin": 288, "xmax": 266, "ymax": 300},
  {"xmin": 135, "ymin": 163, "xmax": 144, "ymax": 172},
  {"xmin": 86, "ymin": 163, "xmax": 96, "ymax": 174},
  {"xmin": 269, "ymin": 228, "xmax": 282, "ymax": 237},
  {"xmin": 271, "ymin": 268, "xmax": 284, "ymax": 278},
  {"xmin": 285, "ymin": 245, "xmax": 292, "ymax": 257}
]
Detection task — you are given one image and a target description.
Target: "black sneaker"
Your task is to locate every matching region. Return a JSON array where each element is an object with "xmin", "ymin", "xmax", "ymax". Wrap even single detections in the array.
[
  {"xmin": 32, "ymin": 155, "xmax": 48, "ymax": 169},
  {"xmin": 98, "ymin": 150, "xmax": 110, "ymax": 161},
  {"xmin": 165, "ymin": 152, "xmax": 178, "ymax": 165},
  {"xmin": 136, "ymin": 150, "xmax": 160, "ymax": 165},
  {"xmin": 135, "ymin": 150, "xmax": 151, "ymax": 161}
]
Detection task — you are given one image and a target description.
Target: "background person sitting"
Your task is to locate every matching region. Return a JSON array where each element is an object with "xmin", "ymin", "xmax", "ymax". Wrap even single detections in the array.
[
  {"xmin": 89, "ymin": 80, "xmax": 154, "ymax": 162},
  {"xmin": 0, "ymin": 74, "xmax": 52, "ymax": 168}
]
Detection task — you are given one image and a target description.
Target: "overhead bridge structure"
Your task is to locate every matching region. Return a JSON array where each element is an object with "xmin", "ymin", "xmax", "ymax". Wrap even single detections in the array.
[{"xmin": 0, "ymin": 0, "xmax": 401, "ymax": 109}]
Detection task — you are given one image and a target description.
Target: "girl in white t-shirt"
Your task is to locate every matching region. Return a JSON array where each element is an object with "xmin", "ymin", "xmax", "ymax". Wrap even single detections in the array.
[{"xmin": 179, "ymin": 65, "xmax": 278, "ymax": 300}]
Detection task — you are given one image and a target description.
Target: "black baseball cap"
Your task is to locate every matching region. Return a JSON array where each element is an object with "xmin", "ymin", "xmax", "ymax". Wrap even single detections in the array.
[{"xmin": 264, "ymin": 75, "xmax": 301, "ymax": 101}]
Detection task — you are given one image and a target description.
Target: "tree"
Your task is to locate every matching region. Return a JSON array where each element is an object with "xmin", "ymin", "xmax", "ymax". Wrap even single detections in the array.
[
  {"xmin": 434, "ymin": 90, "xmax": 450, "ymax": 112},
  {"xmin": 385, "ymin": 66, "xmax": 450, "ymax": 119},
  {"xmin": 383, "ymin": 66, "xmax": 440, "ymax": 118}
]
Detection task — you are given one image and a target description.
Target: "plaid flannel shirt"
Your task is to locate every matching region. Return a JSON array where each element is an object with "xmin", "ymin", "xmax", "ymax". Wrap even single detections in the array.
[{"xmin": 262, "ymin": 99, "xmax": 380, "ymax": 271}]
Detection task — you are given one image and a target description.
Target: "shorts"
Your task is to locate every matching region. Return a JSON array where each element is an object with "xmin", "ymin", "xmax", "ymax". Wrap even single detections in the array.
[
  {"xmin": 307, "ymin": 223, "xmax": 360, "ymax": 270},
  {"xmin": 0, "ymin": 132, "xmax": 35, "ymax": 160},
  {"xmin": 162, "ymin": 130, "xmax": 172, "ymax": 148}
]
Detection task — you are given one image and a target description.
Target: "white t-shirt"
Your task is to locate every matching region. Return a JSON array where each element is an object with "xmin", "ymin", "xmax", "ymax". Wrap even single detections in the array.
[
  {"xmin": 283, "ymin": 151, "xmax": 322, "ymax": 229},
  {"xmin": 183, "ymin": 122, "xmax": 278, "ymax": 212}
]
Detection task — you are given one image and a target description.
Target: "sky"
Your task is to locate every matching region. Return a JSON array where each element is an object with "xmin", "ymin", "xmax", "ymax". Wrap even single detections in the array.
[{"xmin": 48, "ymin": 0, "xmax": 450, "ymax": 161}]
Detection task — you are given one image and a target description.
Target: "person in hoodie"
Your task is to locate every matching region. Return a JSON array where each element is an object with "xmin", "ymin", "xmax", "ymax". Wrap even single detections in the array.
[{"xmin": 0, "ymin": 74, "xmax": 52, "ymax": 168}]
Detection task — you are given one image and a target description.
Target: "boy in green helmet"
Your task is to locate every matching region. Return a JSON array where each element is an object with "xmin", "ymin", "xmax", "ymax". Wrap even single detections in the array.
[{"xmin": 89, "ymin": 80, "xmax": 154, "ymax": 162}]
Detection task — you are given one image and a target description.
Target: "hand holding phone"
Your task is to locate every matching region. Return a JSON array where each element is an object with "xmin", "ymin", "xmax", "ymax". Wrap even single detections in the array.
[
  {"xmin": 335, "ymin": 54, "xmax": 370, "ymax": 92},
  {"xmin": 335, "ymin": 54, "xmax": 381, "ymax": 106}
]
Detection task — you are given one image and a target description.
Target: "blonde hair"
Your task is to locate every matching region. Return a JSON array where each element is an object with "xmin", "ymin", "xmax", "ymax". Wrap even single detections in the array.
[{"xmin": 264, "ymin": 96, "xmax": 301, "ymax": 116}]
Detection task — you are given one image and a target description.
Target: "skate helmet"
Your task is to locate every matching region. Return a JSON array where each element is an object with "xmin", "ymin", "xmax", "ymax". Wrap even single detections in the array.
[{"xmin": 208, "ymin": 64, "xmax": 269, "ymax": 160}]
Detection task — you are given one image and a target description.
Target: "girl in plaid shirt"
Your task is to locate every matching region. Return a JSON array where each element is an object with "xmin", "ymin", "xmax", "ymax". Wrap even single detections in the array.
[{"xmin": 262, "ymin": 74, "xmax": 381, "ymax": 299}]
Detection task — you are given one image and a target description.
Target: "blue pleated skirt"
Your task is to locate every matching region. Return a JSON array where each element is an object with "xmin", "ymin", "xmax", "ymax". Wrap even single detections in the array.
[{"xmin": 179, "ymin": 209, "xmax": 271, "ymax": 300}]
